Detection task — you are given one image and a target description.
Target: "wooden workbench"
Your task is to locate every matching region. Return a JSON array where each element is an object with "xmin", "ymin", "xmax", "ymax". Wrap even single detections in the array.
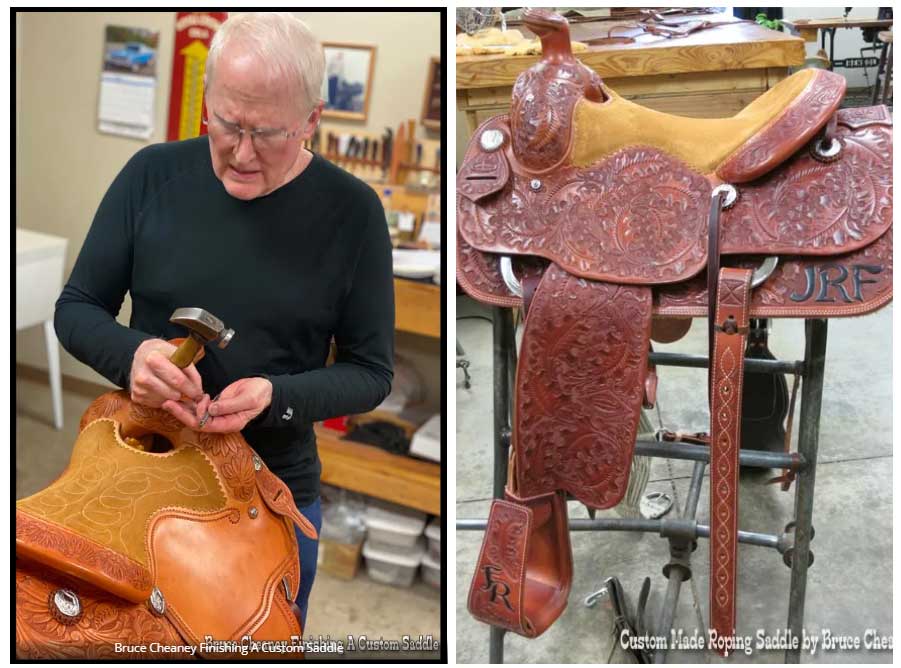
[
  {"xmin": 782, "ymin": 17, "xmax": 893, "ymax": 43},
  {"xmin": 457, "ymin": 13, "xmax": 806, "ymax": 143}
]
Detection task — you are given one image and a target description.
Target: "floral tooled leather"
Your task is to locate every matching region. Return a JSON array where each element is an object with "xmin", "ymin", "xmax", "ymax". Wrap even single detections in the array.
[
  {"xmin": 16, "ymin": 560, "xmax": 183, "ymax": 659},
  {"xmin": 459, "ymin": 145, "xmax": 711, "ymax": 284},
  {"xmin": 16, "ymin": 390, "xmax": 307, "ymax": 658},
  {"xmin": 721, "ymin": 116, "xmax": 892, "ymax": 255},
  {"xmin": 717, "ymin": 70, "xmax": 847, "ymax": 183},
  {"xmin": 514, "ymin": 264, "xmax": 652, "ymax": 508},
  {"xmin": 510, "ymin": 8, "xmax": 605, "ymax": 172}
]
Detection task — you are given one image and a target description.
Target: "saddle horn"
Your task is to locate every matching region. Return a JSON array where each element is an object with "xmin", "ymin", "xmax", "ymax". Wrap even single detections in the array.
[{"xmin": 511, "ymin": 9, "xmax": 606, "ymax": 172}]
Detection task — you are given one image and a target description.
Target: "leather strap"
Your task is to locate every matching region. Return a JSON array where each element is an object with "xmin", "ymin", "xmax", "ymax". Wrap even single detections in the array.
[
  {"xmin": 708, "ymin": 267, "xmax": 753, "ymax": 656},
  {"xmin": 706, "ymin": 189, "xmax": 726, "ymax": 393},
  {"xmin": 468, "ymin": 490, "xmax": 572, "ymax": 638}
]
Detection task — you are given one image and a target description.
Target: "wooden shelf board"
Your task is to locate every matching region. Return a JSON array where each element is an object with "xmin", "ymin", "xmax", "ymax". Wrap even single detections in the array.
[{"xmin": 316, "ymin": 424, "xmax": 441, "ymax": 516}]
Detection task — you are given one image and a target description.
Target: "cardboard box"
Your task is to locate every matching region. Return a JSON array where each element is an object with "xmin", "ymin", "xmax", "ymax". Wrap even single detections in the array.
[{"xmin": 318, "ymin": 538, "xmax": 363, "ymax": 580}]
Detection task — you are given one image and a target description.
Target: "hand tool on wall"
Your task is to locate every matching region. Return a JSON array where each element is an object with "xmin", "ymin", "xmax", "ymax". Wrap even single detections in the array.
[
  {"xmin": 361, "ymin": 137, "xmax": 371, "ymax": 178},
  {"xmin": 382, "ymin": 128, "xmax": 393, "ymax": 181},
  {"xmin": 371, "ymin": 139, "xmax": 380, "ymax": 181}
]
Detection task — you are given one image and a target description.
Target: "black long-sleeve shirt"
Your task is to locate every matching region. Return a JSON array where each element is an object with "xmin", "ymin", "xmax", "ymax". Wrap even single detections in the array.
[{"xmin": 55, "ymin": 137, "xmax": 395, "ymax": 507}]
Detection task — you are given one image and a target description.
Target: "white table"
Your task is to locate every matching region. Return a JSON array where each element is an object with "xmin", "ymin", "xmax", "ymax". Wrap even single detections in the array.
[{"xmin": 16, "ymin": 228, "xmax": 68, "ymax": 430}]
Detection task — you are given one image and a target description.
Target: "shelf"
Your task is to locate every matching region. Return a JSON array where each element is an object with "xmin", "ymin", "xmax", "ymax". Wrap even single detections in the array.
[
  {"xmin": 316, "ymin": 424, "xmax": 441, "ymax": 515},
  {"xmin": 394, "ymin": 278, "xmax": 440, "ymax": 339}
]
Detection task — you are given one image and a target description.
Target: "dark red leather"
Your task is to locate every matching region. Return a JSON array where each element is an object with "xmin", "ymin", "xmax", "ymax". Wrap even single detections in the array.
[
  {"xmin": 458, "ymin": 8, "xmax": 892, "ymax": 648},
  {"xmin": 708, "ymin": 268, "xmax": 753, "ymax": 656},
  {"xmin": 509, "ymin": 8, "xmax": 605, "ymax": 172},
  {"xmin": 468, "ymin": 491, "xmax": 572, "ymax": 638},
  {"xmin": 514, "ymin": 264, "xmax": 651, "ymax": 508},
  {"xmin": 716, "ymin": 70, "xmax": 846, "ymax": 183}
]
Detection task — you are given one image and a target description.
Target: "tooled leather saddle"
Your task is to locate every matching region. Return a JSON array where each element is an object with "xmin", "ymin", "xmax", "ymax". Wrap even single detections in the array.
[
  {"xmin": 16, "ymin": 347, "xmax": 317, "ymax": 658},
  {"xmin": 458, "ymin": 9, "xmax": 892, "ymax": 652}
]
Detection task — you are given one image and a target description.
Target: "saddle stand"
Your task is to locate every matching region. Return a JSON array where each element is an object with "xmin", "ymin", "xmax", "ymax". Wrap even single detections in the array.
[
  {"xmin": 455, "ymin": 8, "xmax": 892, "ymax": 662},
  {"xmin": 459, "ymin": 310, "xmax": 832, "ymax": 663}
]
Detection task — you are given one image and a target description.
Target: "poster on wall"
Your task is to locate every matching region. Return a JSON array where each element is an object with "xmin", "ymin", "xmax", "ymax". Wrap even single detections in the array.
[
  {"xmin": 320, "ymin": 42, "xmax": 376, "ymax": 121},
  {"xmin": 166, "ymin": 11, "xmax": 227, "ymax": 141},
  {"xmin": 97, "ymin": 25, "xmax": 160, "ymax": 140}
]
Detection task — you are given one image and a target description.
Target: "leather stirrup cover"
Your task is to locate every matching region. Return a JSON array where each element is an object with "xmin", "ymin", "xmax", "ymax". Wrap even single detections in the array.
[{"xmin": 468, "ymin": 490, "xmax": 572, "ymax": 638}]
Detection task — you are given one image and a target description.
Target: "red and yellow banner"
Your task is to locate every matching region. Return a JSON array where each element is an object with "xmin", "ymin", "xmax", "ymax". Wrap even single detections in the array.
[{"xmin": 166, "ymin": 12, "xmax": 227, "ymax": 141}]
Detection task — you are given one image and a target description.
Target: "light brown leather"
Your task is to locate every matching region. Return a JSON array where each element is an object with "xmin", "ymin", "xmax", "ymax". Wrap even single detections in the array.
[
  {"xmin": 16, "ymin": 391, "xmax": 316, "ymax": 659},
  {"xmin": 571, "ymin": 69, "xmax": 846, "ymax": 181}
]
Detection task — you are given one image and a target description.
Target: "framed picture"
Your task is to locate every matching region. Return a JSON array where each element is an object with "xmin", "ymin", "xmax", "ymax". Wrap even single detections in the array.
[
  {"xmin": 420, "ymin": 56, "xmax": 441, "ymax": 130},
  {"xmin": 321, "ymin": 42, "xmax": 376, "ymax": 121}
]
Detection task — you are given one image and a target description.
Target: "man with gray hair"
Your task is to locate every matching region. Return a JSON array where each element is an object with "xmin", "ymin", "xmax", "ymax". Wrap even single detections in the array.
[{"xmin": 56, "ymin": 12, "xmax": 395, "ymax": 628}]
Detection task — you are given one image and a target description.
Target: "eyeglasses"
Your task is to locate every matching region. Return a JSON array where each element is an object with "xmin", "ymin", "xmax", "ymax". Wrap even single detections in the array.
[{"xmin": 202, "ymin": 110, "xmax": 302, "ymax": 153}]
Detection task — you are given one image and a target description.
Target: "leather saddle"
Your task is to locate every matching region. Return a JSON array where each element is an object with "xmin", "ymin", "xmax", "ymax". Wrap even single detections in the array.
[
  {"xmin": 459, "ymin": 8, "xmax": 892, "ymax": 653},
  {"xmin": 16, "ymin": 386, "xmax": 317, "ymax": 659}
]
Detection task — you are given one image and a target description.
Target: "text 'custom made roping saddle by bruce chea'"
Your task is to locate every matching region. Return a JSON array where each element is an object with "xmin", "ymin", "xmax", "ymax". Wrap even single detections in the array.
[
  {"xmin": 15, "ymin": 310, "xmax": 318, "ymax": 659},
  {"xmin": 457, "ymin": 9, "xmax": 892, "ymax": 655}
]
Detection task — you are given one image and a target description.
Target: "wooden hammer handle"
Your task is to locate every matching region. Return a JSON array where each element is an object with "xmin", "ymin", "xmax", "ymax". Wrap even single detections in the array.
[{"xmin": 169, "ymin": 336, "xmax": 204, "ymax": 369}]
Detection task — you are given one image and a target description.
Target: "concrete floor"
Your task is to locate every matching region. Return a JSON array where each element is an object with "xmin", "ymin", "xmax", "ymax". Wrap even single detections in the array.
[
  {"xmin": 15, "ymin": 377, "xmax": 441, "ymax": 660},
  {"xmin": 456, "ymin": 296, "xmax": 892, "ymax": 664}
]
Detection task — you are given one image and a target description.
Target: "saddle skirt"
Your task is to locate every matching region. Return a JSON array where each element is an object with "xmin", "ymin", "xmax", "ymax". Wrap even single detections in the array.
[
  {"xmin": 459, "ymin": 7, "xmax": 892, "ymax": 651},
  {"xmin": 16, "ymin": 391, "xmax": 317, "ymax": 659}
]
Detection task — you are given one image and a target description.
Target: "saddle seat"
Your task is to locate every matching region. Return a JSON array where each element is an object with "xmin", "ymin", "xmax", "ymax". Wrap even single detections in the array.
[
  {"xmin": 16, "ymin": 391, "xmax": 317, "ymax": 657},
  {"xmin": 572, "ymin": 68, "xmax": 847, "ymax": 182}
]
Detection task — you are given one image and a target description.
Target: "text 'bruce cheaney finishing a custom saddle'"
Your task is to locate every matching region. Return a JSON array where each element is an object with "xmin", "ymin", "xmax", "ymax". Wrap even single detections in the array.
[
  {"xmin": 457, "ymin": 7, "xmax": 891, "ymax": 659},
  {"xmin": 16, "ymin": 12, "xmax": 394, "ymax": 659}
]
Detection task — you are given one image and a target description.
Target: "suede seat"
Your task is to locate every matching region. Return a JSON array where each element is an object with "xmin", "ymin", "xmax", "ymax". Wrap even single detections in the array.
[{"xmin": 571, "ymin": 68, "xmax": 846, "ymax": 182}]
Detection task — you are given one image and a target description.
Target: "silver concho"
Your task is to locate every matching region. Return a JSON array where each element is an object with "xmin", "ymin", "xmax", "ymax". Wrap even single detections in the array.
[
  {"xmin": 529, "ymin": 179, "xmax": 542, "ymax": 191},
  {"xmin": 252, "ymin": 454, "xmax": 263, "ymax": 471},
  {"xmin": 249, "ymin": 506, "xmax": 259, "ymax": 519},
  {"xmin": 51, "ymin": 589, "xmax": 82, "ymax": 623},
  {"xmin": 712, "ymin": 183, "xmax": 738, "ymax": 210},
  {"xmin": 149, "ymin": 587, "xmax": 166, "ymax": 615},
  {"xmin": 479, "ymin": 128, "xmax": 504, "ymax": 152}
]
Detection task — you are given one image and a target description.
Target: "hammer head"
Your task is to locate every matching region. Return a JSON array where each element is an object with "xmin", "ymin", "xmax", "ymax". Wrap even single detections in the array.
[{"xmin": 169, "ymin": 307, "xmax": 235, "ymax": 349}]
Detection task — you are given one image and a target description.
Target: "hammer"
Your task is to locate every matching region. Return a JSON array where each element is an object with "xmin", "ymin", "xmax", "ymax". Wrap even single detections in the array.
[
  {"xmin": 118, "ymin": 308, "xmax": 234, "ymax": 446},
  {"xmin": 168, "ymin": 307, "xmax": 235, "ymax": 369}
]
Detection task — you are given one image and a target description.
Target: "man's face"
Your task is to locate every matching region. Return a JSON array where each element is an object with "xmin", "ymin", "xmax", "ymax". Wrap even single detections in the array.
[{"xmin": 205, "ymin": 48, "xmax": 318, "ymax": 200}]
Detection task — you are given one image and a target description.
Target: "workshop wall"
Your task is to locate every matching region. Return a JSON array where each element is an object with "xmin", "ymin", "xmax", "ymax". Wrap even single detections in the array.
[{"xmin": 16, "ymin": 10, "xmax": 441, "ymax": 413}]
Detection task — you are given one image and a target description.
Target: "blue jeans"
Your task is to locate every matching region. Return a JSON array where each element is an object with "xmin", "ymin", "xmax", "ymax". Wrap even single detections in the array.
[{"xmin": 293, "ymin": 497, "xmax": 322, "ymax": 629}]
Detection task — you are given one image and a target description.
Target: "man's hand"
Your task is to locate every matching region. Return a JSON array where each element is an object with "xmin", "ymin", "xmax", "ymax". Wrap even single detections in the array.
[
  {"xmin": 164, "ymin": 377, "xmax": 273, "ymax": 433},
  {"xmin": 130, "ymin": 339, "xmax": 204, "ymax": 408}
]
